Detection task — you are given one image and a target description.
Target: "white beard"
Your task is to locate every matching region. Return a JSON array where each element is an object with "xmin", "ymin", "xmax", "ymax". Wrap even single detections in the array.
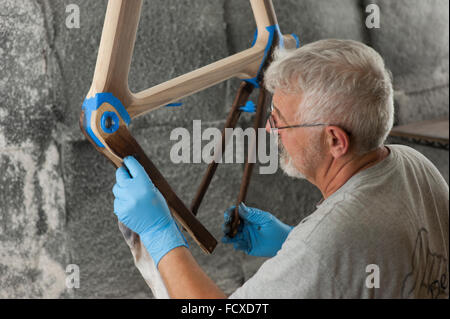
[{"xmin": 277, "ymin": 138, "xmax": 307, "ymax": 179}]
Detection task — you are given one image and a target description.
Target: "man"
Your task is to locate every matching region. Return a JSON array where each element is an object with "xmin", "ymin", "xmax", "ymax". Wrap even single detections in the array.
[{"xmin": 112, "ymin": 39, "xmax": 449, "ymax": 298}]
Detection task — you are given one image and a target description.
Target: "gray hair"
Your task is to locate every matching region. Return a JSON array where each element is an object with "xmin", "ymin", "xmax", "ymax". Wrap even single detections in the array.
[{"xmin": 264, "ymin": 39, "xmax": 394, "ymax": 154}]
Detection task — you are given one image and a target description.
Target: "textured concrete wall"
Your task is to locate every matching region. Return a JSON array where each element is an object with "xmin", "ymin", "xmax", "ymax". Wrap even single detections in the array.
[{"xmin": 0, "ymin": 0, "xmax": 448, "ymax": 298}]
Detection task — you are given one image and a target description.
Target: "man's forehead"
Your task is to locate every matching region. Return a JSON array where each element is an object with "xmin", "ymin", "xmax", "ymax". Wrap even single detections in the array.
[{"xmin": 272, "ymin": 89, "xmax": 303, "ymax": 115}]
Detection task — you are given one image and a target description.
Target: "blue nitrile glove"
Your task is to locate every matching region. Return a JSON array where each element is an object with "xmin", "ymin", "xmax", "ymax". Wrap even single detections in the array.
[
  {"xmin": 221, "ymin": 203, "xmax": 293, "ymax": 257},
  {"xmin": 112, "ymin": 156, "xmax": 188, "ymax": 267}
]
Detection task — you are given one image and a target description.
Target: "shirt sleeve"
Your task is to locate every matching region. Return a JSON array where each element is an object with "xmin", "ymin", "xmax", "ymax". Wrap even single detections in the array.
[{"xmin": 228, "ymin": 230, "xmax": 345, "ymax": 299}]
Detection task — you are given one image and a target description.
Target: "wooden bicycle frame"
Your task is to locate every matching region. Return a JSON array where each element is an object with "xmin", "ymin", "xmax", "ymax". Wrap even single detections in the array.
[{"xmin": 80, "ymin": 0, "xmax": 298, "ymax": 296}]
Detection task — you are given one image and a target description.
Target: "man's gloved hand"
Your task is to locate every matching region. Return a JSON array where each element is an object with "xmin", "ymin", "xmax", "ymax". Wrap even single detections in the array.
[
  {"xmin": 221, "ymin": 203, "xmax": 293, "ymax": 257},
  {"xmin": 113, "ymin": 156, "xmax": 187, "ymax": 267}
]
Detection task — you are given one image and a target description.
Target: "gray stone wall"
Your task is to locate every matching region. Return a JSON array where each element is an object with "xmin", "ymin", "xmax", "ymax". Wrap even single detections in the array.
[{"xmin": 0, "ymin": 0, "xmax": 448, "ymax": 298}]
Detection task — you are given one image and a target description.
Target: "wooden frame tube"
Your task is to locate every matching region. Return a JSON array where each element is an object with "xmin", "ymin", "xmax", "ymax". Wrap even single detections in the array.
[
  {"xmin": 87, "ymin": 0, "xmax": 142, "ymax": 103},
  {"xmin": 86, "ymin": 0, "xmax": 297, "ymax": 119},
  {"xmin": 190, "ymin": 82, "xmax": 254, "ymax": 215}
]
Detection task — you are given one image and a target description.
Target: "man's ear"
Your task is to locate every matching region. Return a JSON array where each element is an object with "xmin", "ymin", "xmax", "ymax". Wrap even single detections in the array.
[{"xmin": 324, "ymin": 126, "xmax": 350, "ymax": 159}]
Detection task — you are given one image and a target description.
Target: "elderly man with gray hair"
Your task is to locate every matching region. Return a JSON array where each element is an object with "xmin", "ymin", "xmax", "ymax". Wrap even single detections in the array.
[{"xmin": 112, "ymin": 39, "xmax": 449, "ymax": 299}]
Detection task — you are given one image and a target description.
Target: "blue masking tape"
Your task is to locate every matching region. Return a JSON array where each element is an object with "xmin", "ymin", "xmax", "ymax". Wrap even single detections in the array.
[
  {"xmin": 242, "ymin": 24, "xmax": 284, "ymax": 88},
  {"xmin": 101, "ymin": 111, "xmax": 120, "ymax": 134},
  {"xmin": 291, "ymin": 33, "xmax": 300, "ymax": 48},
  {"xmin": 165, "ymin": 102, "xmax": 183, "ymax": 107},
  {"xmin": 251, "ymin": 29, "xmax": 258, "ymax": 47},
  {"xmin": 239, "ymin": 101, "xmax": 256, "ymax": 113},
  {"xmin": 82, "ymin": 92, "xmax": 131, "ymax": 148}
]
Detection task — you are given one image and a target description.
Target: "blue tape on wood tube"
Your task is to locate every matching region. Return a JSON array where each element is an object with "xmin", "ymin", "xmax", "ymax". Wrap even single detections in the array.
[
  {"xmin": 239, "ymin": 101, "xmax": 256, "ymax": 113},
  {"xmin": 291, "ymin": 33, "xmax": 300, "ymax": 48},
  {"xmin": 165, "ymin": 102, "xmax": 183, "ymax": 107},
  {"xmin": 251, "ymin": 29, "xmax": 258, "ymax": 47},
  {"xmin": 242, "ymin": 24, "xmax": 283, "ymax": 88},
  {"xmin": 82, "ymin": 92, "xmax": 131, "ymax": 148},
  {"xmin": 101, "ymin": 111, "xmax": 120, "ymax": 134}
]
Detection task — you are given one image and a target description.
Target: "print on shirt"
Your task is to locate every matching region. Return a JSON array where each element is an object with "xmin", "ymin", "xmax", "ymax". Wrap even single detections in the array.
[{"xmin": 401, "ymin": 228, "xmax": 448, "ymax": 298}]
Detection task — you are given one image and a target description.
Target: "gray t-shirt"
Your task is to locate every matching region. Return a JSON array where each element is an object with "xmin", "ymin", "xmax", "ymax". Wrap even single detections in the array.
[{"xmin": 229, "ymin": 145, "xmax": 449, "ymax": 299}]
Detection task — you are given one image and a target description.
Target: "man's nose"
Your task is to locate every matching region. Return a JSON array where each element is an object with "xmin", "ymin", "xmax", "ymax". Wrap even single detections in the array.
[
  {"xmin": 265, "ymin": 117, "xmax": 278, "ymax": 135},
  {"xmin": 265, "ymin": 118, "xmax": 271, "ymax": 133}
]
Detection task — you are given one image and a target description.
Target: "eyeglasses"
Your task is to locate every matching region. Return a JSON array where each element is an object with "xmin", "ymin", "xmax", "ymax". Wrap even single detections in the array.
[{"xmin": 266, "ymin": 101, "xmax": 352, "ymax": 136}]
